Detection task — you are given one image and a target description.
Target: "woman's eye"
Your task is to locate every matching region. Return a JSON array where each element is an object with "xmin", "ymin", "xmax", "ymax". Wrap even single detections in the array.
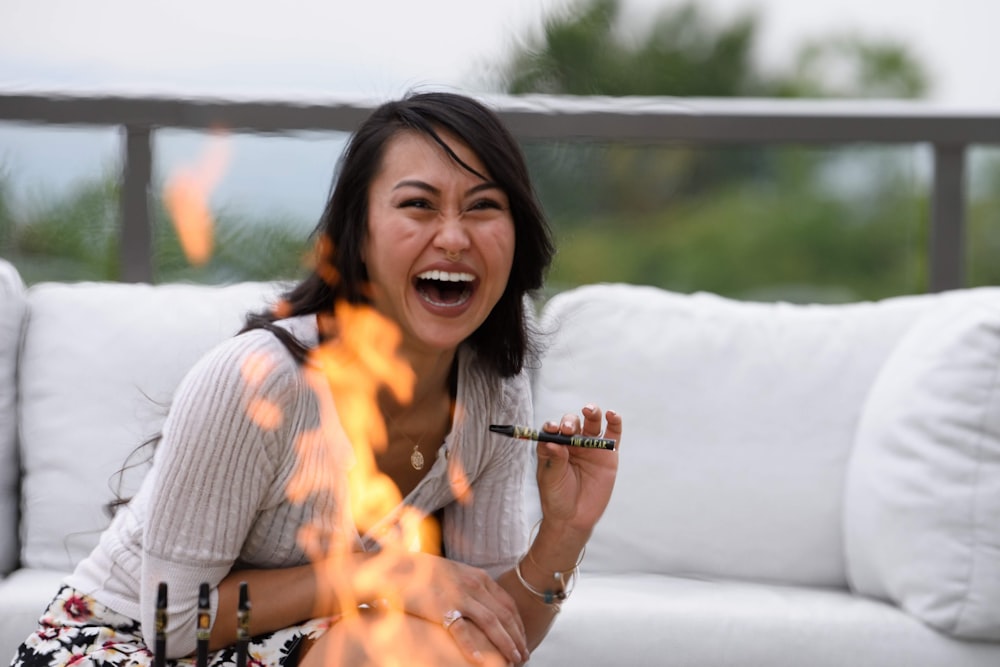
[
  {"xmin": 400, "ymin": 198, "xmax": 432, "ymax": 209},
  {"xmin": 469, "ymin": 198, "xmax": 502, "ymax": 211}
]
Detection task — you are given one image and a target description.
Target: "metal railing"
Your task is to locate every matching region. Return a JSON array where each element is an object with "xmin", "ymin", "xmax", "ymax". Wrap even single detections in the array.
[{"xmin": 3, "ymin": 89, "xmax": 1000, "ymax": 289}]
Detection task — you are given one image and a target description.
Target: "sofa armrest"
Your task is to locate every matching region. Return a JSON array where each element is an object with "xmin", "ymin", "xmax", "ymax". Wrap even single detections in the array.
[{"xmin": 0, "ymin": 260, "xmax": 27, "ymax": 576}]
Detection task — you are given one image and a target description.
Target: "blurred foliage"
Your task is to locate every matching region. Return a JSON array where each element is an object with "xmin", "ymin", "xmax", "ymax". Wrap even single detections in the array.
[
  {"xmin": 541, "ymin": 146, "xmax": 929, "ymax": 301},
  {"xmin": 1, "ymin": 173, "xmax": 120, "ymax": 284},
  {"xmin": 0, "ymin": 169, "xmax": 13, "ymax": 255},
  {"xmin": 778, "ymin": 34, "xmax": 929, "ymax": 99},
  {"xmin": 495, "ymin": 0, "xmax": 928, "ymax": 99},
  {"xmin": 151, "ymin": 202, "xmax": 310, "ymax": 284},
  {"xmin": 3, "ymin": 0, "xmax": 997, "ymax": 298},
  {"xmin": 0, "ymin": 168, "xmax": 310, "ymax": 285},
  {"xmin": 488, "ymin": 0, "xmax": 962, "ymax": 302},
  {"xmin": 500, "ymin": 0, "xmax": 764, "ymax": 97},
  {"xmin": 968, "ymin": 155, "xmax": 1000, "ymax": 288}
]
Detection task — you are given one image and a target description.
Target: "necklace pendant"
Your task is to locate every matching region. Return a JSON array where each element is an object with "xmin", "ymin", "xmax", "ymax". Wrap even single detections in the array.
[{"xmin": 410, "ymin": 445, "xmax": 425, "ymax": 471}]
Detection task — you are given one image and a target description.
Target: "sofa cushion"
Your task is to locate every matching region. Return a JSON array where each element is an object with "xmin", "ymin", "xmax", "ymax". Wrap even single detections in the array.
[
  {"xmin": 528, "ymin": 574, "xmax": 1000, "ymax": 667},
  {"xmin": 844, "ymin": 288, "xmax": 1000, "ymax": 640},
  {"xmin": 0, "ymin": 568, "xmax": 67, "ymax": 662},
  {"xmin": 0, "ymin": 260, "xmax": 27, "ymax": 576},
  {"xmin": 532, "ymin": 284, "xmax": 935, "ymax": 586},
  {"xmin": 18, "ymin": 280, "xmax": 283, "ymax": 572}
]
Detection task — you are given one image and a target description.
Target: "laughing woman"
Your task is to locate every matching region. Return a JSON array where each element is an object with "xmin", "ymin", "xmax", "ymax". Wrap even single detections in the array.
[{"xmin": 10, "ymin": 91, "xmax": 621, "ymax": 667}]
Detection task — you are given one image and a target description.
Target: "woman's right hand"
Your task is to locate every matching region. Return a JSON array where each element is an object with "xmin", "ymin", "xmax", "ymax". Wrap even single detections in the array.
[{"xmin": 350, "ymin": 549, "xmax": 528, "ymax": 665}]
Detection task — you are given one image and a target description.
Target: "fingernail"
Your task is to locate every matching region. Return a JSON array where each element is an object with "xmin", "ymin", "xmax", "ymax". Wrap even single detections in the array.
[
  {"xmin": 584, "ymin": 403, "xmax": 596, "ymax": 413},
  {"xmin": 472, "ymin": 650, "xmax": 484, "ymax": 663},
  {"xmin": 513, "ymin": 650, "xmax": 523, "ymax": 663}
]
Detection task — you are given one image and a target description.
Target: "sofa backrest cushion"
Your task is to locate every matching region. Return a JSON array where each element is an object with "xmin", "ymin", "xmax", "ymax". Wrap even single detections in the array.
[
  {"xmin": 0, "ymin": 260, "xmax": 27, "ymax": 575},
  {"xmin": 532, "ymin": 283, "xmax": 935, "ymax": 587},
  {"xmin": 18, "ymin": 280, "xmax": 283, "ymax": 571},
  {"xmin": 844, "ymin": 287, "xmax": 1000, "ymax": 640}
]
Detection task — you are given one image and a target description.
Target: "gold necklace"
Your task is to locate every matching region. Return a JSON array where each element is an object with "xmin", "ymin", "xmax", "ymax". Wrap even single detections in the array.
[
  {"xmin": 410, "ymin": 442, "xmax": 426, "ymax": 471},
  {"xmin": 384, "ymin": 368, "xmax": 456, "ymax": 472},
  {"xmin": 384, "ymin": 408, "xmax": 436, "ymax": 472}
]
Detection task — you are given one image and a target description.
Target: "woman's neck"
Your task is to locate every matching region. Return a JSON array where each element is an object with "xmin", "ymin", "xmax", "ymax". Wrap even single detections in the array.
[
  {"xmin": 316, "ymin": 308, "xmax": 459, "ymax": 416},
  {"xmin": 387, "ymin": 344, "xmax": 457, "ymax": 417}
]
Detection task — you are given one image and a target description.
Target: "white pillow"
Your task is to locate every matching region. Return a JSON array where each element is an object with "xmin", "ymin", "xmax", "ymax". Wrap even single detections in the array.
[
  {"xmin": 844, "ymin": 289, "xmax": 1000, "ymax": 640},
  {"xmin": 18, "ymin": 280, "xmax": 283, "ymax": 571},
  {"xmin": 0, "ymin": 260, "xmax": 27, "ymax": 575},
  {"xmin": 532, "ymin": 283, "xmax": 931, "ymax": 586}
]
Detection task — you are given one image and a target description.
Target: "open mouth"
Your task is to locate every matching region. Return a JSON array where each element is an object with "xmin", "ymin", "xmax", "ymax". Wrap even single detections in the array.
[{"xmin": 414, "ymin": 270, "xmax": 476, "ymax": 307}]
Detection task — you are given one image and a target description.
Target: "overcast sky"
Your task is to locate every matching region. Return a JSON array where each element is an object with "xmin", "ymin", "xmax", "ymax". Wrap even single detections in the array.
[
  {"xmin": 2, "ymin": 0, "xmax": 999, "ymax": 105},
  {"xmin": 1, "ymin": 0, "xmax": 998, "ymax": 219}
]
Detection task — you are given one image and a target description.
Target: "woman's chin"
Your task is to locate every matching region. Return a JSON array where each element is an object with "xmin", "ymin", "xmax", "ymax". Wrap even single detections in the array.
[
  {"xmin": 405, "ymin": 314, "xmax": 484, "ymax": 354},
  {"xmin": 410, "ymin": 327, "xmax": 474, "ymax": 354}
]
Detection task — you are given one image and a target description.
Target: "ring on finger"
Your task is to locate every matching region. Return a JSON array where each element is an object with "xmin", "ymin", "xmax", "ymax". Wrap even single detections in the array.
[{"xmin": 442, "ymin": 609, "xmax": 463, "ymax": 630}]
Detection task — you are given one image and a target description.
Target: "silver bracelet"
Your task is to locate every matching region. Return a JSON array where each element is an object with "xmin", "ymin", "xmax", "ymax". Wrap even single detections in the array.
[{"xmin": 514, "ymin": 556, "xmax": 576, "ymax": 610}]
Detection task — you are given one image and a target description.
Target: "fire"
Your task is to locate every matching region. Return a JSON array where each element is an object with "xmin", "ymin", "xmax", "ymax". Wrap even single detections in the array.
[
  {"xmin": 282, "ymin": 298, "xmax": 445, "ymax": 662},
  {"xmin": 162, "ymin": 129, "xmax": 230, "ymax": 267},
  {"xmin": 304, "ymin": 302, "xmax": 416, "ymax": 534},
  {"xmin": 236, "ymin": 236, "xmax": 475, "ymax": 660},
  {"xmin": 144, "ymin": 111, "xmax": 496, "ymax": 659}
]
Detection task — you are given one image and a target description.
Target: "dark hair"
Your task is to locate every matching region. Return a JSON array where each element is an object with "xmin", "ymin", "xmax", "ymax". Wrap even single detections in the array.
[{"xmin": 244, "ymin": 90, "xmax": 554, "ymax": 377}]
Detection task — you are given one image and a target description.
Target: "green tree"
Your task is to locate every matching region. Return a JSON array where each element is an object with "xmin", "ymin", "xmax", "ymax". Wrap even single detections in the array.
[
  {"xmin": 779, "ymin": 34, "xmax": 929, "ymax": 99},
  {"xmin": 495, "ymin": 0, "xmax": 927, "ymax": 101},
  {"xmin": 968, "ymin": 157, "xmax": 1000, "ymax": 288},
  {"xmin": 0, "ymin": 169, "xmax": 310, "ymax": 286},
  {"xmin": 0, "ymin": 168, "xmax": 14, "ymax": 253},
  {"xmin": 500, "ymin": 0, "xmax": 766, "ymax": 97},
  {"xmin": 488, "ymin": 0, "xmax": 933, "ymax": 301},
  {"xmin": 2, "ymin": 174, "xmax": 121, "ymax": 283}
]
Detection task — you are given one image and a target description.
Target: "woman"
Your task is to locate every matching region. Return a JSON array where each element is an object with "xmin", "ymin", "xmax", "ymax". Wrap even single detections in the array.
[{"xmin": 10, "ymin": 91, "xmax": 621, "ymax": 667}]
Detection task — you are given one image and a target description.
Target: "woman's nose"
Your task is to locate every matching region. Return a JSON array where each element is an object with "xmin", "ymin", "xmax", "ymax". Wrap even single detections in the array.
[{"xmin": 434, "ymin": 216, "xmax": 471, "ymax": 254}]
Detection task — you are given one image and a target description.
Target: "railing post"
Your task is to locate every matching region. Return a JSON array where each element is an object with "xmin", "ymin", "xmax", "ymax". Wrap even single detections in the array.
[
  {"xmin": 929, "ymin": 143, "xmax": 966, "ymax": 292},
  {"xmin": 120, "ymin": 124, "xmax": 153, "ymax": 283}
]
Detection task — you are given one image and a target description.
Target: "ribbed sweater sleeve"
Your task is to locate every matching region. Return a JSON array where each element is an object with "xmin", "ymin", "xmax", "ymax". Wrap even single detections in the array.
[
  {"xmin": 67, "ymin": 321, "xmax": 536, "ymax": 656},
  {"xmin": 138, "ymin": 330, "xmax": 302, "ymax": 657},
  {"xmin": 442, "ymin": 362, "xmax": 534, "ymax": 577}
]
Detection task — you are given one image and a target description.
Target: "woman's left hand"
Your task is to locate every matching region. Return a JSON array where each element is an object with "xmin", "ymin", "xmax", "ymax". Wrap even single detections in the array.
[{"xmin": 535, "ymin": 404, "xmax": 621, "ymax": 537}]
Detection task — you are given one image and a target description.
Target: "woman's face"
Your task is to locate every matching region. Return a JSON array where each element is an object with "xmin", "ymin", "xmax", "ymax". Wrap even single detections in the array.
[{"xmin": 362, "ymin": 129, "xmax": 515, "ymax": 356}]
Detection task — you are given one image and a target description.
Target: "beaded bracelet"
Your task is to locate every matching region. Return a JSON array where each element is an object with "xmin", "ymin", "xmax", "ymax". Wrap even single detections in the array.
[
  {"xmin": 514, "ymin": 521, "xmax": 585, "ymax": 610},
  {"xmin": 514, "ymin": 557, "xmax": 569, "ymax": 611}
]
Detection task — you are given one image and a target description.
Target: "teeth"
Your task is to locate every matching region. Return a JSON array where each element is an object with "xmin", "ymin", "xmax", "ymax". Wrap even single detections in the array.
[{"xmin": 416, "ymin": 270, "xmax": 475, "ymax": 282}]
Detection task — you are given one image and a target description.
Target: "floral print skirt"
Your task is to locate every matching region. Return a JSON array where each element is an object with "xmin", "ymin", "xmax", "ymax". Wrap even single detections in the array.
[{"xmin": 9, "ymin": 586, "xmax": 332, "ymax": 667}]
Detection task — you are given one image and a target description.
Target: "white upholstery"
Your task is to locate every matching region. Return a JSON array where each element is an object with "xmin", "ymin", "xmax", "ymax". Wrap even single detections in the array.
[
  {"xmin": 18, "ymin": 280, "xmax": 283, "ymax": 571},
  {"xmin": 0, "ymin": 261, "xmax": 27, "ymax": 576},
  {"xmin": 845, "ymin": 288, "xmax": 1000, "ymax": 640},
  {"xmin": 0, "ymin": 569, "xmax": 65, "ymax": 663},
  {"xmin": 532, "ymin": 284, "xmax": 932, "ymax": 586},
  {"xmin": 2, "ymin": 261, "xmax": 999, "ymax": 665},
  {"xmin": 529, "ymin": 574, "xmax": 1000, "ymax": 667}
]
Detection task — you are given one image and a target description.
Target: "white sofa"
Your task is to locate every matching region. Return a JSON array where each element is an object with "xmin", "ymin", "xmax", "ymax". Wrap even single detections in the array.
[{"xmin": 2, "ymin": 258, "xmax": 1000, "ymax": 666}]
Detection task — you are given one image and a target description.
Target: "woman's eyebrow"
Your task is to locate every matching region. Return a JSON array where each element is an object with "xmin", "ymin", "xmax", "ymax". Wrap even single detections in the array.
[
  {"xmin": 393, "ymin": 179, "xmax": 438, "ymax": 194},
  {"xmin": 392, "ymin": 180, "xmax": 503, "ymax": 196}
]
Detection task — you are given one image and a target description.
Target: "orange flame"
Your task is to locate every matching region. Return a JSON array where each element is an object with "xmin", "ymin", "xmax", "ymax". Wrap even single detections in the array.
[
  {"xmin": 297, "ymin": 299, "xmax": 467, "ymax": 661},
  {"xmin": 302, "ymin": 302, "xmax": 415, "ymax": 534},
  {"xmin": 162, "ymin": 130, "xmax": 230, "ymax": 266},
  {"xmin": 244, "ymin": 241, "xmax": 476, "ymax": 661}
]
